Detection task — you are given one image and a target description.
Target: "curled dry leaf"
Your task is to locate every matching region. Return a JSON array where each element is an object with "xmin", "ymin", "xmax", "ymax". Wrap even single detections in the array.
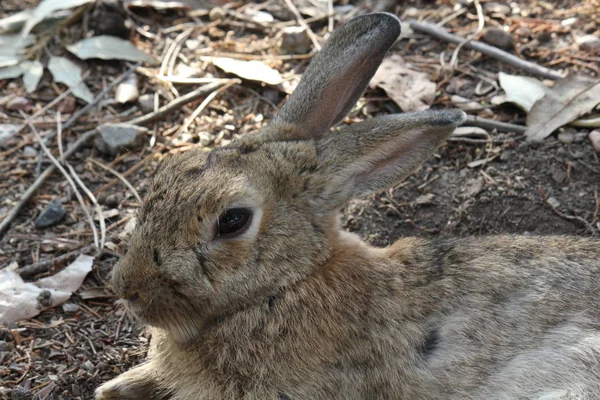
[
  {"xmin": 498, "ymin": 72, "xmax": 547, "ymax": 112},
  {"xmin": 526, "ymin": 75, "xmax": 600, "ymax": 141},
  {"xmin": 370, "ymin": 54, "xmax": 436, "ymax": 112},
  {"xmin": 20, "ymin": 0, "xmax": 94, "ymax": 38},
  {"xmin": 0, "ymin": 255, "xmax": 94, "ymax": 323},
  {"xmin": 22, "ymin": 60, "xmax": 44, "ymax": 92},
  {"xmin": 208, "ymin": 57, "xmax": 283, "ymax": 85},
  {"xmin": 48, "ymin": 56, "xmax": 94, "ymax": 103},
  {"xmin": 67, "ymin": 36, "xmax": 157, "ymax": 64}
]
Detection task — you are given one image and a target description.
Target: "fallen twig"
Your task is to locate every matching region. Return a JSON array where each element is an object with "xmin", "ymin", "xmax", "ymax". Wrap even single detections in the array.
[
  {"xmin": 449, "ymin": 0, "xmax": 484, "ymax": 69},
  {"xmin": 0, "ymin": 81, "xmax": 231, "ymax": 237},
  {"xmin": 88, "ymin": 158, "xmax": 143, "ymax": 203},
  {"xmin": 466, "ymin": 115, "xmax": 527, "ymax": 134},
  {"xmin": 410, "ymin": 21, "xmax": 564, "ymax": 80},
  {"xmin": 179, "ymin": 79, "xmax": 240, "ymax": 133},
  {"xmin": 17, "ymin": 244, "xmax": 96, "ymax": 278},
  {"xmin": 537, "ymin": 186, "xmax": 598, "ymax": 236},
  {"xmin": 28, "ymin": 122, "xmax": 100, "ymax": 248},
  {"xmin": 284, "ymin": 0, "xmax": 322, "ymax": 51}
]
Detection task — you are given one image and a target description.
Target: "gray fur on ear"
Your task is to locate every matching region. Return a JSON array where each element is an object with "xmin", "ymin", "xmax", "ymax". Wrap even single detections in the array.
[{"xmin": 268, "ymin": 13, "xmax": 401, "ymax": 141}]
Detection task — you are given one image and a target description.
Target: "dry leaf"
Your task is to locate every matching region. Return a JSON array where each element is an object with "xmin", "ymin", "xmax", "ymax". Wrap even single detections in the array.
[
  {"xmin": 48, "ymin": 56, "xmax": 94, "ymax": 103},
  {"xmin": 498, "ymin": 72, "xmax": 548, "ymax": 112},
  {"xmin": 370, "ymin": 54, "xmax": 435, "ymax": 112},
  {"xmin": 20, "ymin": 0, "xmax": 94, "ymax": 38},
  {"xmin": 208, "ymin": 57, "xmax": 283, "ymax": 85},
  {"xmin": 0, "ymin": 255, "xmax": 94, "ymax": 323},
  {"xmin": 526, "ymin": 75, "xmax": 600, "ymax": 141},
  {"xmin": 67, "ymin": 36, "xmax": 157, "ymax": 64}
]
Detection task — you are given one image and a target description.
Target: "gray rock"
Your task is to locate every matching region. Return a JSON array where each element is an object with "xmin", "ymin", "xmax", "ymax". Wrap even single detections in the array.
[
  {"xmin": 483, "ymin": 28, "xmax": 514, "ymax": 50},
  {"xmin": 35, "ymin": 199, "xmax": 66, "ymax": 229},
  {"xmin": 138, "ymin": 93, "xmax": 154, "ymax": 113},
  {"xmin": 576, "ymin": 35, "xmax": 600, "ymax": 53},
  {"xmin": 590, "ymin": 130, "xmax": 600, "ymax": 153},
  {"xmin": 557, "ymin": 131, "xmax": 574, "ymax": 144},
  {"xmin": 278, "ymin": 26, "xmax": 312, "ymax": 54},
  {"xmin": 483, "ymin": 2, "xmax": 511, "ymax": 15},
  {"xmin": 22, "ymin": 146, "xmax": 37, "ymax": 157},
  {"xmin": 95, "ymin": 123, "xmax": 148, "ymax": 155},
  {"xmin": 11, "ymin": 386, "xmax": 32, "ymax": 400}
]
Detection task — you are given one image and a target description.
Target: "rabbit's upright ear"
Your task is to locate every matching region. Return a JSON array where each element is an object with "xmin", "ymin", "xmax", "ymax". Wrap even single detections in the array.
[
  {"xmin": 268, "ymin": 13, "xmax": 400, "ymax": 141},
  {"xmin": 317, "ymin": 110, "xmax": 467, "ymax": 208}
]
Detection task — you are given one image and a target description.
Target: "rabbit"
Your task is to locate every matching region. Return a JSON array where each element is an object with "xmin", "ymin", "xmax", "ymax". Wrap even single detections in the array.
[{"xmin": 96, "ymin": 12, "xmax": 600, "ymax": 400}]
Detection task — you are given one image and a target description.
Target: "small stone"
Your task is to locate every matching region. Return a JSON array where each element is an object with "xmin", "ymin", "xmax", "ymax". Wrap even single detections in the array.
[
  {"xmin": 209, "ymin": 7, "xmax": 226, "ymax": 21},
  {"xmin": 483, "ymin": 2, "xmax": 511, "ymax": 15},
  {"xmin": 589, "ymin": 130, "xmax": 600, "ymax": 153},
  {"xmin": 58, "ymin": 96, "xmax": 77, "ymax": 114},
  {"xmin": 500, "ymin": 150, "xmax": 512, "ymax": 161},
  {"xmin": 82, "ymin": 360, "xmax": 95, "ymax": 372},
  {"xmin": 574, "ymin": 131, "xmax": 588, "ymax": 143},
  {"xmin": 557, "ymin": 131, "xmax": 574, "ymax": 144},
  {"xmin": 22, "ymin": 146, "xmax": 37, "ymax": 157},
  {"xmin": 278, "ymin": 26, "xmax": 312, "ymax": 54},
  {"xmin": 185, "ymin": 39, "xmax": 200, "ymax": 51},
  {"xmin": 35, "ymin": 199, "xmax": 66, "ymax": 229},
  {"xmin": 515, "ymin": 26, "xmax": 531, "ymax": 38},
  {"xmin": 415, "ymin": 193, "xmax": 435, "ymax": 206},
  {"xmin": 62, "ymin": 303, "xmax": 79, "ymax": 313},
  {"xmin": 208, "ymin": 26, "xmax": 226, "ymax": 40},
  {"xmin": 95, "ymin": 123, "xmax": 148, "ymax": 156},
  {"xmin": 576, "ymin": 35, "xmax": 600, "ymax": 54},
  {"xmin": 105, "ymin": 194, "xmax": 122, "ymax": 208},
  {"xmin": 115, "ymin": 74, "xmax": 139, "ymax": 104},
  {"xmin": 97, "ymin": 192, "xmax": 108, "ymax": 205},
  {"xmin": 198, "ymin": 131, "xmax": 213, "ymax": 147},
  {"xmin": 0, "ymin": 341, "xmax": 11, "ymax": 351},
  {"xmin": 516, "ymin": 141, "xmax": 529, "ymax": 153},
  {"xmin": 138, "ymin": 93, "xmax": 154, "ymax": 113},
  {"xmin": 483, "ymin": 28, "xmax": 514, "ymax": 50},
  {"xmin": 5, "ymin": 96, "xmax": 32, "ymax": 112},
  {"xmin": 547, "ymin": 197, "xmax": 560, "ymax": 209}
]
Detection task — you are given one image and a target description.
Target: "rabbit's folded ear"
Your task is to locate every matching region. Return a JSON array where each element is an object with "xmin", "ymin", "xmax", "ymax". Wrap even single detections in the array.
[
  {"xmin": 269, "ymin": 13, "xmax": 400, "ymax": 141},
  {"xmin": 317, "ymin": 110, "xmax": 466, "ymax": 207}
]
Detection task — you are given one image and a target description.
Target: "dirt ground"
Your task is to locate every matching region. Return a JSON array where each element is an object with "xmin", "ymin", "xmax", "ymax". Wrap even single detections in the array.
[{"xmin": 0, "ymin": 0, "xmax": 599, "ymax": 399}]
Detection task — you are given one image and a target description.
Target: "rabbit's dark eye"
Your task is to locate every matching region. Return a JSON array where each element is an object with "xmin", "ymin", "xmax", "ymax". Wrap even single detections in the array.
[{"xmin": 216, "ymin": 208, "xmax": 252, "ymax": 238}]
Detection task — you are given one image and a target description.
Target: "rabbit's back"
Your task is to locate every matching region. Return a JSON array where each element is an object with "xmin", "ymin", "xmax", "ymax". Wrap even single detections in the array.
[{"xmin": 386, "ymin": 235, "xmax": 600, "ymax": 399}]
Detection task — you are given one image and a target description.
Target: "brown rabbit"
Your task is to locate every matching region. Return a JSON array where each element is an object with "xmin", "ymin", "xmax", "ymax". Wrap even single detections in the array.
[{"xmin": 96, "ymin": 12, "xmax": 600, "ymax": 400}]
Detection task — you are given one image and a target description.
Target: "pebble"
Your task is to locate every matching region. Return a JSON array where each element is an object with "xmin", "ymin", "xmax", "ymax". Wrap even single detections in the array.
[
  {"xmin": 35, "ymin": 199, "xmax": 66, "ymax": 229},
  {"xmin": 105, "ymin": 193, "xmax": 121, "ymax": 208},
  {"xmin": 557, "ymin": 131, "xmax": 574, "ymax": 144},
  {"xmin": 209, "ymin": 7, "xmax": 226, "ymax": 21},
  {"xmin": 576, "ymin": 35, "xmax": 600, "ymax": 54},
  {"xmin": 547, "ymin": 197, "xmax": 560, "ymax": 209},
  {"xmin": 138, "ymin": 93, "xmax": 154, "ymax": 113},
  {"xmin": 589, "ymin": 130, "xmax": 600, "ymax": 153},
  {"xmin": 95, "ymin": 123, "xmax": 148, "ymax": 156},
  {"xmin": 483, "ymin": 28, "xmax": 514, "ymax": 50},
  {"xmin": 483, "ymin": 2, "xmax": 511, "ymax": 15},
  {"xmin": 198, "ymin": 131, "xmax": 213, "ymax": 147},
  {"xmin": 278, "ymin": 26, "xmax": 312, "ymax": 54},
  {"xmin": 574, "ymin": 131, "xmax": 588, "ymax": 143},
  {"xmin": 62, "ymin": 303, "xmax": 79, "ymax": 313},
  {"xmin": 0, "ymin": 340, "xmax": 10, "ymax": 351},
  {"xmin": 500, "ymin": 150, "xmax": 513, "ymax": 161},
  {"xmin": 22, "ymin": 146, "xmax": 37, "ymax": 157},
  {"xmin": 58, "ymin": 96, "xmax": 77, "ymax": 114},
  {"xmin": 5, "ymin": 96, "xmax": 32, "ymax": 111}
]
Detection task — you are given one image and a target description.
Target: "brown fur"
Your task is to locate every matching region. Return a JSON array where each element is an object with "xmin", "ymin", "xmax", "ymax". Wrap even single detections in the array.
[{"xmin": 97, "ymin": 13, "xmax": 600, "ymax": 400}]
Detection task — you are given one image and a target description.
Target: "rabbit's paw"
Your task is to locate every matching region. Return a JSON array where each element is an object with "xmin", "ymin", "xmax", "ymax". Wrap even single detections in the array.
[{"xmin": 95, "ymin": 365, "xmax": 168, "ymax": 400}]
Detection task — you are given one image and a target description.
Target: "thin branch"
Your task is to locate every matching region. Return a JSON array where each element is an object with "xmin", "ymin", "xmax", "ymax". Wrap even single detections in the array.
[
  {"xmin": 449, "ymin": 0, "xmax": 484, "ymax": 69},
  {"xmin": 283, "ymin": 0, "xmax": 322, "ymax": 51},
  {"xmin": 410, "ymin": 21, "xmax": 564, "ymax": 80},
  {"xmin": 466, "ymin": 115, "xmax": 527, "ymax": 134},
  {"xmin": 0, "ymin": 80, "xmax": 232, "ymax": 237},
  {"xmin": 27, "ymin": 122, "xmax": 100, "ymax": 248},
  {"xmin": 179, "ymin": 80, "xmax": 239, "ymax": 133},
  {"xmin": 88, "ymin": 158, "xmax": 143, "ymax": 204}
]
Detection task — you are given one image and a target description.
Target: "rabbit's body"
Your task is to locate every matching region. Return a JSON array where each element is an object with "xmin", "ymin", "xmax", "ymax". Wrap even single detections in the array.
[{"xmin": 97, "ymin": 12, "xmax": 600, "ymax": 400}]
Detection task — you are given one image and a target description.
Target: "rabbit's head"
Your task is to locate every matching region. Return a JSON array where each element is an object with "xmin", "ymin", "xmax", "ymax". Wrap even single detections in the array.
[{"xmin": 112, "ymin": 13, "xmax": 466, "ymax": 343}]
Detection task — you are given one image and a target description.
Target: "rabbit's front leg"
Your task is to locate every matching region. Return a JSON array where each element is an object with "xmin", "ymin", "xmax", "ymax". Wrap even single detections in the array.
[{"xmin": 95, "ymin": 362, "xmax": 171, "ymax": 400}]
